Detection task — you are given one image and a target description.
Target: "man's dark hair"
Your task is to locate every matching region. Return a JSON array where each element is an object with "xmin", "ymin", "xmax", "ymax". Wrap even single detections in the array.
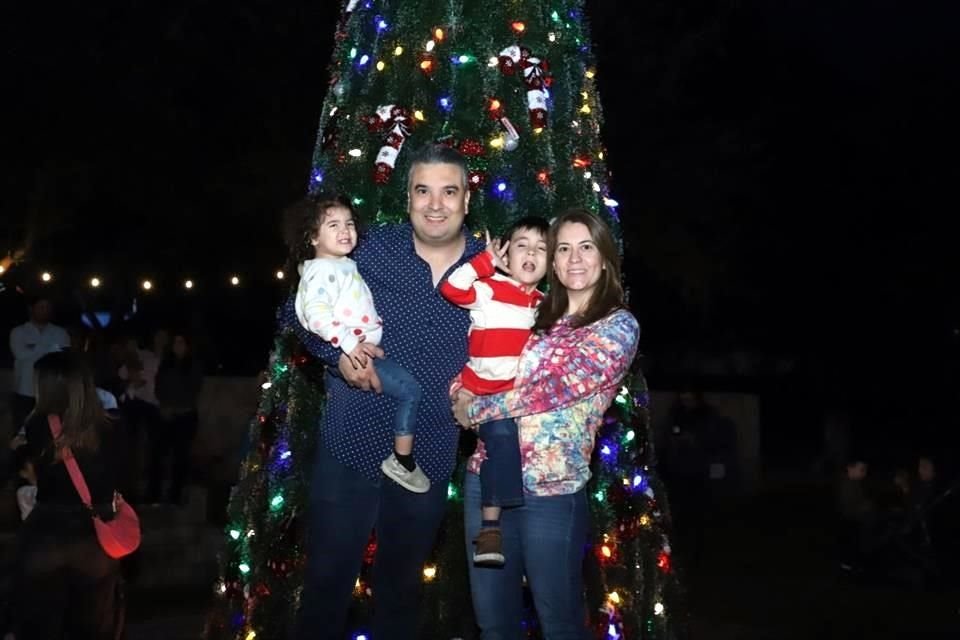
[{"xmin": 406, "ymin": 144, "xmax": 468, "ymax": 187}]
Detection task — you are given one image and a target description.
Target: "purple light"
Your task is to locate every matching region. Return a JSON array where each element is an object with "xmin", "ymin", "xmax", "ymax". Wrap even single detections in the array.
[
  {"xmin": 439, "ymin": 96, "xmax": 451, "ymax": 110},
  {"xmin": 599, "ymin": 441, "xmax": 618, "ymax": 461},
  {"xmin": 374, "ymin": 15, "xmax": 387, "ymax": 31},
  {"xmin": 311, "ymin": 168, "xmax": 324, "ymax": 183},
  {"xmin": 358, "ymin": 54, "xmax": 370, "ymax": 66},
  {"xmin": 496, "ymin": 181, "xmax": 507, "ymax": 192}
]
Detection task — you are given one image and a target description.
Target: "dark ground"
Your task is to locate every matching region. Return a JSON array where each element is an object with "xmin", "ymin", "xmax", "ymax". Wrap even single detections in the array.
[{"xmin": 123, "ymin": 479, "xmax": 960, "ymax": 639}]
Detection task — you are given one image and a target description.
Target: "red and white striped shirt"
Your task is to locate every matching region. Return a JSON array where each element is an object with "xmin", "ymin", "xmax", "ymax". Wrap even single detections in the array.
[{"xmin": 439, "ymin": 251, "xmax": 543, "ymax": 395}]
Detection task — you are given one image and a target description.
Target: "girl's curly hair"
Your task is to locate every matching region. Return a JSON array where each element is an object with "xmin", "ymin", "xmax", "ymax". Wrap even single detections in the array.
[{"xmin": 282, "ymin": 194, "xmax": 357, "ymax": 286}]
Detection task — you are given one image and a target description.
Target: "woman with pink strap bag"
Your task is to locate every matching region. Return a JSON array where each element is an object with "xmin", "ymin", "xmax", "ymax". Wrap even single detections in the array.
[{"xmin": 13, "ymin": 351, "xmax": 133, "ymax": 640}]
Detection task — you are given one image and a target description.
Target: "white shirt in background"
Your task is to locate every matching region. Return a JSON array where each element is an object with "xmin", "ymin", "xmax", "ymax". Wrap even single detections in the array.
[{"xmin": 9, "ymin": 322, "xmax": 71, "ymax": 397}]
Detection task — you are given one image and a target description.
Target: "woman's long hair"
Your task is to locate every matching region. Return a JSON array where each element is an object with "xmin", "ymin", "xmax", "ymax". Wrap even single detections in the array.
[
  {"xmin": 31, "ymin": 351, "xmax": 106, "ymax": 453},
  {"xmin": 534, "ymin": 208, "xmax": 625, "ymax": 332}
]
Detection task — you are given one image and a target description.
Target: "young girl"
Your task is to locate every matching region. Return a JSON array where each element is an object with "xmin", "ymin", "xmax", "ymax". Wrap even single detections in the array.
[
  {"xmin": 290, "ymin": 195, "xmax": 429, "ymax": 493},
  {"xmin": 440, "ymin": 216, "xmax": 549, "ymax": 565}
]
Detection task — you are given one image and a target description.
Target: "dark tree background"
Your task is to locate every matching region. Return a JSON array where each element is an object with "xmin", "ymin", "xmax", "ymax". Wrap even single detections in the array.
[{"xmin": 3, "ymin": 1, "xmax": 958, "ymax": 458}]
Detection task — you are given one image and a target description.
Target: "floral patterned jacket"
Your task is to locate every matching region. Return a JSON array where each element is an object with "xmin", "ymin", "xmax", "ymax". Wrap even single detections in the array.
[{"xmin": 466, "ymin": 308, "xmax": 639, "ymax": 496}]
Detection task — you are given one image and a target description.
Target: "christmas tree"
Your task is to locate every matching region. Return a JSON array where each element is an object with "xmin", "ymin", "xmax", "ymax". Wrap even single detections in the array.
[{"xmin": 206, "ymin": 0, "xmax": 685, "ymax": 638}]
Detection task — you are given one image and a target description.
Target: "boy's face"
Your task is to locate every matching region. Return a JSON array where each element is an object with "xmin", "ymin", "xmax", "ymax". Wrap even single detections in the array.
[{"xmin": 503, "ymin": 226, "xmax": 548, "ymax": 289}]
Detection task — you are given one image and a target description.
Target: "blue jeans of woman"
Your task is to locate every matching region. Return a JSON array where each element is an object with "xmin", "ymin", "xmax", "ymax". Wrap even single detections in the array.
[{"xmin": 463, "ymin": 472, "xmax": 590, "ymax": 640}]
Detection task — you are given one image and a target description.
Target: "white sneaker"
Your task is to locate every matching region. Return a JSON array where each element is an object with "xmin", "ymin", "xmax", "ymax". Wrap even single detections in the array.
[{"xmin": 381, "ymin": 454, "xmax": 431, "ymax": 493}]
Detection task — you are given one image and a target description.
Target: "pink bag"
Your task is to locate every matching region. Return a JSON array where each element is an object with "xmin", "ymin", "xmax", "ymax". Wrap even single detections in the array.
[{"xmin": 48, "ymin": 415, "xmax": 141, "ymax": 559}]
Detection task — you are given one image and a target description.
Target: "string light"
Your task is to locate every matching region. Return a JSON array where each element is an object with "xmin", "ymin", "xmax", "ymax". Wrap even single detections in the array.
[
  {"xmin": 489, "ymin": 137, "xmax": 504, "ymax": 149},
  {"xmin": 393, "ymin": 45, "xmax": 403, "ymax": 56},
  {"xmin": 0, "ymin": 265, "xmax": 5, "ymax": 275},
  {"xmin": 425, "ymin": 39, "xmax": 436, "ymax": 52},
  {"xmin": 488, "ymin": 56, "xmax": 499, "ymax": 67},
  {"xmin": 376, "ymin": 60, "xmax": 385, "ymax": 71},
  {"xmin": 654, "ymin": 602, "xmax": 665, "ymax": 615},
  {"xmin": 358, "ymin": 54, "xmax": 370, "ymax": 66},
  {"xmin": 511, "ymin": 21, "xmax": 526, "ymax": 33},
  {"xmin": 422, "ymin": 565, "xmax": 437, "ymax": 581},
  {"xmin": 586, "ymin": 68, "xmax": 596, "ymax": 79},
  {"xmin": 420, "ymin": 59, "xmax": 433, "ymax": 72},
  {"xmin": 414, "ymin": 110, "xmax": 425, "ymax": 121},
  {"xmin": 230, "ymin": 276, "xmax": 240, "ymax": 286},
  {"xmin": 238, "ymin": 563, "xmax": 250, "ymax": 574},
  {"xmin": 229, "ymin": 529, "xmax": 241, "ymax": 540},
  {"xmin": 246, "ymin": 631, "xmax": 256, "ymax": 640},
  {"xmin": 275, "ymin": 270, "xmax": 285, "ymax": 280},
  {"xmin": 608, "ymin": 591, "xmax": 621, "ymax": 604},
  {"xmin": 41, "ymin": 271, "xmax": 52, "ymax": 282},
  {"xmin": 433, "ymin": 27, "xmax": 445, "ymax": 41},
  {"xmin": 90, "ymin": 276, "xmax": 101, "ymax": 288},
  {"xmin": 348, "ymin": 148, "xmax": 363, "ymax": 157},
  {"xmin": 141, "ymin": 280, "xmax": 153, "ymax": 291},
  {"xmin": 184, "ymin": 279, "xmax": 194, "ymax": 290}
]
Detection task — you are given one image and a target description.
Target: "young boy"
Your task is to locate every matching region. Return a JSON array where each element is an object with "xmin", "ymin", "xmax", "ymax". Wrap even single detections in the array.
[{"xmin": 440, "ymin": 216, "xmax": 549, "ymax": 565}]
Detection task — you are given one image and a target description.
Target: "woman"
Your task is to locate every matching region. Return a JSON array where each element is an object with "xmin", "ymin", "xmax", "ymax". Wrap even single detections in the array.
[
  {"xmin": 454, "ymin": 209, "xmax": 640, "ymax": 639},
  {"xmin": 16, "ymin": 351, "xmax": 126, "ymax": 640},
  {"xmin": 152, "ymin": 333, "xmax": 203, "ymax": 504}
]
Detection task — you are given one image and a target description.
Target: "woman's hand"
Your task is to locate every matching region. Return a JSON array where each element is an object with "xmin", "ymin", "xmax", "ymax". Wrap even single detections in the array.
[{"xmin": 452, "ymin": 389, "xmax": 477, "ymax": 430}]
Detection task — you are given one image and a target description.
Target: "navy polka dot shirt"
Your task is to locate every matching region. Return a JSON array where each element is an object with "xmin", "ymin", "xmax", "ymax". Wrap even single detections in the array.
[{"xmin": 282, "ymin": 223, "xmax": 484, "ymax": 484}]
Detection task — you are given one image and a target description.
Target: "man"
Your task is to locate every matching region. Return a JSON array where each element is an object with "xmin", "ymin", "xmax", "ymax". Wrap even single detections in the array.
[
  {"xmin": 117, "ymin": 334, "xmax": 161, "ymax": 503},
  {"xmin": 287, "ymin": 144, "xmax": 483, "ymax": 640},
  {"xmin": 9, "ymin": 296, "xmax": 70, "ymax": 430}
]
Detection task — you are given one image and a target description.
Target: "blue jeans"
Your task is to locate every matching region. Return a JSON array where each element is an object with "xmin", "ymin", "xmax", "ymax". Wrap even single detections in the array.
[
  {"xmin": 463, "ymin": 473, "xmax": 590, "ymax": 640},
  {"xmin": 478, "ymin": 419, "xmax": 524, "ymax": 508},
  {"xmin": 373, "ymin": 357, "xmax": 421, "ymax": 438},
  {"xmin": 296, "ymin": 442, "xmax": 448, "ymax": 640}
]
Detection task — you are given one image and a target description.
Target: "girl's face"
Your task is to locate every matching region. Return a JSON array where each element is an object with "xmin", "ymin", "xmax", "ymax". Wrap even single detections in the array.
[{"xmin": 310, "ymin": 206, "xmax": 358, "ymax": 259}]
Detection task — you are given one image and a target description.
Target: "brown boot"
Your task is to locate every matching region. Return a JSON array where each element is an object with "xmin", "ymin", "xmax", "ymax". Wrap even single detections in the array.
[{"xmin": 473, "ymin": 527, "xmax": 505, "ymax": 566}]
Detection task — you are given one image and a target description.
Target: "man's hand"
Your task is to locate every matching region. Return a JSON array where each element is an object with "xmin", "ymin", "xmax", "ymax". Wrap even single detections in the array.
[
  {"xmin": 347, "ymin": 342, "xmax": 382, "ymax": 371},
  {"xmin": 452, "ymin": 388, "xmax": 477, "ymax": 430},
  {"xmin": 338, "ymin": 348, "xmax": 384, "ymax": 393}
]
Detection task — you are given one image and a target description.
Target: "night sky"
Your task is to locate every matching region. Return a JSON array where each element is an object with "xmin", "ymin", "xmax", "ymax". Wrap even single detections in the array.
[{"xmin": 3, "ymin": 2, "xmax": 959, "ymax": 447}]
